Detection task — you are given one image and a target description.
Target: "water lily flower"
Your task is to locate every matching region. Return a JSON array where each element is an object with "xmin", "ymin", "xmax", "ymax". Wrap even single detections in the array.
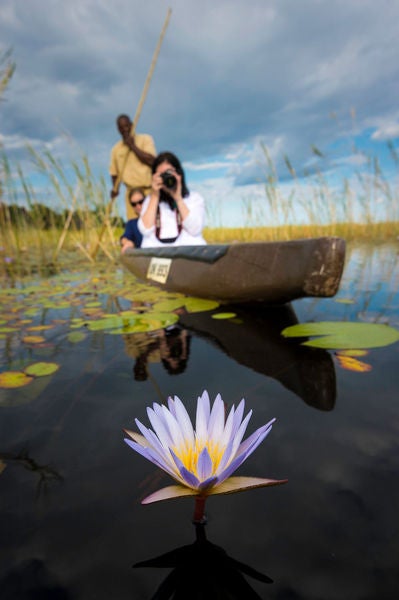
[{"xmin": 124, "ymin": 390, "xmax": 287, "ymax": 505}]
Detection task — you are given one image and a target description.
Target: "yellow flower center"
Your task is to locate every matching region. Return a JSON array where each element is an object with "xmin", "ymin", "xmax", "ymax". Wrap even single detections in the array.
[{"xmin": 173, "ymin": 439, "xmax": 226, "ymax": 478}]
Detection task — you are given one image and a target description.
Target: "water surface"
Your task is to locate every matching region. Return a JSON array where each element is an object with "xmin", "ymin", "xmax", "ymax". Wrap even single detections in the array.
[{"xmin": 1, "ymin": 242, "xmax": 399, "ymax": 599}]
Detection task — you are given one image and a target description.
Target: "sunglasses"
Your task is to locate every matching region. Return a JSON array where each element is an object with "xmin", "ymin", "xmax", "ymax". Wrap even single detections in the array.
[{"xmin": 130, "ymin": 198, "xmax": 144, "ymax": 207}]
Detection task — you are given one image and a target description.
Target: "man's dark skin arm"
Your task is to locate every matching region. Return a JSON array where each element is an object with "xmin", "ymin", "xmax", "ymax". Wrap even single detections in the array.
[
  {"xmin": 110, "ymin": 175, "xmax": 119, "ymax": 198},
  {"xmin": 122, "ymin": 133, "xmax": 155, "ymax": 167}
]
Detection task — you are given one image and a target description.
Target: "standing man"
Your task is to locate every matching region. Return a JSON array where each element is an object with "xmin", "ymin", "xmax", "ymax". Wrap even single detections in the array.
[{"xmin": 109, "ymin": 114, "xmax": 156, "ymax": 220}]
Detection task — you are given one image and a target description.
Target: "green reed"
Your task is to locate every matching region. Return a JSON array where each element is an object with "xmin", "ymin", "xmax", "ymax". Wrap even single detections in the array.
[{"xmin": 1, "ymin": 136, "xmax": 399, "ymax": 277}]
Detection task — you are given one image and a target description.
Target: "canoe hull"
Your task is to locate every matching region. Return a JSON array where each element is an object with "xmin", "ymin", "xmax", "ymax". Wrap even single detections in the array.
[{"xmin": 121, "ymin": 237, "xmax": 346, "ymax": 304}]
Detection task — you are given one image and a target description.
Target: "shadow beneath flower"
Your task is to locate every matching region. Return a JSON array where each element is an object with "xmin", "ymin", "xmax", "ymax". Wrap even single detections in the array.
[{"xmin": 134, "ymin": 523, "xmax": 272, "ymax": 599}]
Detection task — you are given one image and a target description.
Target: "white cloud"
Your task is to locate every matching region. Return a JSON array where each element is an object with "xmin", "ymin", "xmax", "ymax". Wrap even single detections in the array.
[
  {"xmin": 183, "ymin": 160, "xmax": 232, "ymax": 171},
  {"xmin": 371, "ymin": 123, "xmax": 399, "ymax": 141}
]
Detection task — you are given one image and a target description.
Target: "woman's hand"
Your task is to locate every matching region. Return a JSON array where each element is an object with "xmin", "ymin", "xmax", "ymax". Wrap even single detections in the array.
[
  {"xmin": 120, "ymin": 238, "xmax": 134, "ymax": 254},
  {"xmin": 151, "ymin": 171, "xmax": 164, "ymax": 197},
  {"xmin": 165, "ymin": 171, "xmax": 183, "ymax": 203}
]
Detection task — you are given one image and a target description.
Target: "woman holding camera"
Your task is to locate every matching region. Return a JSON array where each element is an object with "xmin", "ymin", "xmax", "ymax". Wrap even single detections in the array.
[{"xmin": 138, "ymin": 151, "xmax": 207, "ymax": 247}]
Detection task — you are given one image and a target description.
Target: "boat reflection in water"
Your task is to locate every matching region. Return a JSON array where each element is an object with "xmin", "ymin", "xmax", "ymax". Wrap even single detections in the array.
[
  {"xmin": 123, "ymin": 304, "xmax": 336, "ymax": 411},
  {"xmin": 134, "ymin": 522, "xmax": 272, "ymax": 599}
]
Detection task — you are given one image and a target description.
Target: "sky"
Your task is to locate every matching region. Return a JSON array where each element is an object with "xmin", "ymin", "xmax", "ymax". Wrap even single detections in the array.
[{"xmin": 1, "ymin": 0, "xmax": 399, "ymax": 226}]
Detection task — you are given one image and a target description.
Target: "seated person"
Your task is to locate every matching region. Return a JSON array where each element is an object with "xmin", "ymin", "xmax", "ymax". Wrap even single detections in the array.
[
  {"xmin": 138, "ymin": 151, "xmax": 207, "ymax": 247},
  {"xmin": 120, "ymin": 188, "xmax": 145, "ymax": 253}
]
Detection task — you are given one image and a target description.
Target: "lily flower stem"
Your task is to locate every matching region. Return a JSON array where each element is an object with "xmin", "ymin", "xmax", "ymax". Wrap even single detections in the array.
[{"xmin": 192, "ymin": 496, "xmax": 207, "ymax": 525}]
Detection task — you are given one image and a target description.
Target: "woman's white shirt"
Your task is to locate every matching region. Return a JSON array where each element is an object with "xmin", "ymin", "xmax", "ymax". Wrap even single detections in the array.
[{"xmin": 138, "ymin": 191, "xmax": 207, "ymax": 247}]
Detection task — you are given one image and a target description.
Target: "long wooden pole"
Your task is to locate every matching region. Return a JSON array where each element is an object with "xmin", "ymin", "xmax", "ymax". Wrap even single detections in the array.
[{"xmin": 91, "ymin": 8, "xmax": 172, "ymax": 259}]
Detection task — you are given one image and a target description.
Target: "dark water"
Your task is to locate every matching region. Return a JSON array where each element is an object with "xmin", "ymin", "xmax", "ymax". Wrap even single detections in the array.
[{"xmin": 1, "ymin": 242, "xmax": 399, "ymax": 599}]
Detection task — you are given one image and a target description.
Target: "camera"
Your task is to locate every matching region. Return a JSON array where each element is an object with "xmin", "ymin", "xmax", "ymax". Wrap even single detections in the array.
[{"xmin": 161, "ymin": 170, "xmax": 177, "ymax": 190}]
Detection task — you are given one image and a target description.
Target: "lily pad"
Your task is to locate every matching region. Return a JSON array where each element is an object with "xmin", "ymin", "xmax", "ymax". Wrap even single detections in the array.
[
  {"xmin": 335, "ymin": 355, "xmax": 372, "ymax": 372},
  {"xmin": 25, "ymin": 362, "xmax": 60, "ymax": 377},
  {"xmin": 184, "ymin": 297, "xmax": 220, "ymax": 313},
  {"xmin": 152, "ymin": 298, "xmax": 186, "ymax": 312},
  {"xmin": 22, "ymin": 335, "xmax": 46, "ymax": 344},
  {"xmin": 109, "ymin": 312, "xmax": 179, "ymax": 334},
  {"xmin": 67, "ymin": 331, "xmax": 87, "ymax": 343},
  {"xmin": 0, "ymin": 371, "xmax": 34, "ymax": 389},
  {"xmin": 211, "ymin": 312, "xmax": 237, "ymax": 320},
  {"xmin": 281, "ymin": 321, "xmax": 399, "ymax": 349},
  {"xmin": 336, "ymin": 349, "xmax": 369, "ymax": 357}
]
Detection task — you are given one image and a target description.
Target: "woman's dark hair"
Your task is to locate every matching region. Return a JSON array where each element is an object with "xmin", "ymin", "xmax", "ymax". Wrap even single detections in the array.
[
  {"xmin": 128, "ymin": 187, "xmax": 145, "ymax": 201},
  {"xmin": 152, "ymin": 151, "xmax": 189, "ymax": 200}
]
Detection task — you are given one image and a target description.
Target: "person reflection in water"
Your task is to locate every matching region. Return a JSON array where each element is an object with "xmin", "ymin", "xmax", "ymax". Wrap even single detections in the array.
[
  {"xmin": 124, "ymin": 326, "xmax": 191, "ymax": 381},
  {"xmin": 133, "ymin": 522, "xmax": 273, "ymax": 599}
]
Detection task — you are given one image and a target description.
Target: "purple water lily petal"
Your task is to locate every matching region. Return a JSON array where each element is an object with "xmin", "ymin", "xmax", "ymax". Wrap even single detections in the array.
[
  {"xmin": 197, "ymin": 446, "xmax": 213, "ymax": 481},
  {"xmin": 124, "ymin": 438, "xmax": 175, "ymax": 477},
  {"xmin": 172, "ymin": 395, "xmax": 195, "ymax": 446},
  {"xmin": 146, "ymin": 407, "xmax": 173, "ymax": 449},
  {"xmin": 160, "ymin": 403, "xmax": 185, "ymax": 449},
  {"xmin": 216, "ymin": 433, "xmax": 236, "ymax": 473},
  {"xmin": 228, "ymin": 409, "xmax": 253, "ymax": 459},
  {"xmin": 198, "ymin": 475, "xmax": 218, "ymax": 491},
  {"xmin": 207, "ymin": 394, "xmax": 225, "ymax": 442},
  {"xmin": 231, "ymin": 399, "xmax": 245, "ymax": 438},
  {"xmin": 195, "ymin": 390, "xmax": 210, "ymax": 442},
  {"xmin": 179, "ymin": 465, "xmax": 200, "ymax": 489},
  {"xmin": 167, "ymin": 396, "xmax": 177, "ymax": 418},
  {"xmin": 236, "ymin": 419, "xmax": 275, "ymax": 459}
]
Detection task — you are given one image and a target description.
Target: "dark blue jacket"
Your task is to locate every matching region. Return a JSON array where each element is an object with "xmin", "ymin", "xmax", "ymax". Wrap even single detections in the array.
[{"xmin": 121, "ymin": 218, "xmax": 143, "ymax": 248}]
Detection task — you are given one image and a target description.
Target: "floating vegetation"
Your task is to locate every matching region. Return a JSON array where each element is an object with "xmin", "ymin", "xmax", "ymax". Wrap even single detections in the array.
[
  {"xmin": 25, "ymin": 362, "xmax": 59, "ymax": 377},
  {"xmin": 281, "ymin": 321, "xmax": 399, "ymax": 350},
  {"xmin": 0, "ymin": 269, "xmax": 223, "ymax": 398},
  {"xmin": 211, "ymin": 312, "xmax": 237, "ymax": 320},
  {"xmin": 0, "ymin": 371, "xmax": 34, "ymax": 389},
  {"xmin": 335, "ymin": 354, "xmax": 372, "ymax": 373}
]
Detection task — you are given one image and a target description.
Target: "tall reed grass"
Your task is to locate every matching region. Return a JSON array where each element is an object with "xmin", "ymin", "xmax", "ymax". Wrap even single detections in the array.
[{"xmin": 1, "ymin": 137, "xmax": 399, "ymax": 278}]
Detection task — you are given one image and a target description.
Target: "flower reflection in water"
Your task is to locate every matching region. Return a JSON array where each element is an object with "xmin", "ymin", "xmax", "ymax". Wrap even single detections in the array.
[
  {"xmin": 124, "ymin": 390, "xmax": 287, "ymax": 518},
  {"xmin": 134, "ymin": 522, "xmax": 272, "ymax": 600}
]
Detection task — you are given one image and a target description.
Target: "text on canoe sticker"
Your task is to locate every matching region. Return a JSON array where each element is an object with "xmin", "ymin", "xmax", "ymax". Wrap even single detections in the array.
[{"xmin": 147, "ymin": 257, "xmax": 172, "ymax": 284}]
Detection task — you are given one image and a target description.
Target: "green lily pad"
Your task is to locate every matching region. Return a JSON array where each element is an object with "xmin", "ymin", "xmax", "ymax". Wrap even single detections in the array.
[
  {"xmin": 211, "ymin": 312, "xmax": 237, "ymax": 320},
  {"xmin": 184, "ymin": 297, "xmax": 220, "ymax": 313},
  {"xmin": 109, "ymin": 312, "xmax": 179, "ymax": 334},
  {"xmin": 24, "ymin": 362, "xmax": 60, "ymax": 377},
  {"xmin": 281, "ymin": 321, "xmax": 399, "ymax": 349},
  {"xmin": 67, "ymin": 331, "xmax": 87, "ymax": 343},
  {"xmin": 152, "ymin": 298, "xmax": 186, "ymax": 312}
]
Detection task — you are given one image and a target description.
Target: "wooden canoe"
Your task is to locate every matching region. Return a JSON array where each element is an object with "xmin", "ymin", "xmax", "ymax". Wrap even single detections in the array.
[{"xmin": 121, "ymin": 236, "xmax": 346, "ymax": 304}]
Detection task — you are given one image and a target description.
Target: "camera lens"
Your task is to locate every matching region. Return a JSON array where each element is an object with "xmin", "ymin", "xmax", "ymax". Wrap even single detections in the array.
[{"xmin": 161, "ymin": 171, "xmax": 177, "ymax": 189}]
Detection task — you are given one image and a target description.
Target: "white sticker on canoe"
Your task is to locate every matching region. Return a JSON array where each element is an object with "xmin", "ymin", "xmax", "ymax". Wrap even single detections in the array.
[{"xmin": 147, "ymin": 257, "xmax": 172, "ymax": 283}]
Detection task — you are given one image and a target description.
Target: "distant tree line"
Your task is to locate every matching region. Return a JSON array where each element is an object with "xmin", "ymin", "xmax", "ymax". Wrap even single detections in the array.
[{"xmin": 0, "ymin": 202, "xmax": 124, "ymax": 230}]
